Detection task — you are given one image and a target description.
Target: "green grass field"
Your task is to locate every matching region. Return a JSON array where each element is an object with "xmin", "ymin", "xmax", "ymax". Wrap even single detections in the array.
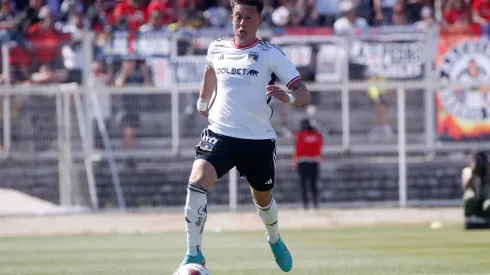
[{"xmin": 1, "ymin": 225, "xmax": 489, "ymax": 275}]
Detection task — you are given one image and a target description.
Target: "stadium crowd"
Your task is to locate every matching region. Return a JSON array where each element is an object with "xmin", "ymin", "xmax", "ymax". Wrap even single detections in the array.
[{"xmin": 0, "ymin": 0, "xmax": 484, "ymax": 84}]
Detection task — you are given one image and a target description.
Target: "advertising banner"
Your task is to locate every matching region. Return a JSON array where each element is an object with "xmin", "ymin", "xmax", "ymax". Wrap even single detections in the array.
[{"xmin": 436, "ymin": 25, "xmax": 490, "ymax": 141}]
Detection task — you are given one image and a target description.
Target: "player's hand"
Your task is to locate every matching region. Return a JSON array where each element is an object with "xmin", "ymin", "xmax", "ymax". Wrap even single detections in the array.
[{"xmin": 266, "ymin": 85, "xmax": 291, "ymax": 104}]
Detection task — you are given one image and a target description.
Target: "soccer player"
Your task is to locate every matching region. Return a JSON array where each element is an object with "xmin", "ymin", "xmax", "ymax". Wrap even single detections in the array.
[{"xmin": 177, "ymin": 0, "xmax": 311, "ymax": 272}]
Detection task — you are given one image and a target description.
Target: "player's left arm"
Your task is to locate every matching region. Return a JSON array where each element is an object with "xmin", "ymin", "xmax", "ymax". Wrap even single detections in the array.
[{"xmin": 267, "ymin": 47, "xmax": 311, "ymax": 107}]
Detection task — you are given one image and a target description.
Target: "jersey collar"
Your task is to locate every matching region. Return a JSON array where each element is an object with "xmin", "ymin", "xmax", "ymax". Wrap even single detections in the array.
[{"xmin": 232, "ymin": 38, "xmax": 259, "ymax": 50}]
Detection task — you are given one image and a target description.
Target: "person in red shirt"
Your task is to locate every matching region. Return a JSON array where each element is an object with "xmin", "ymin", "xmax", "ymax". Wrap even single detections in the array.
[
  {"xmin": 112, "ymin": 0, "xmax": 147, "ymax": 32},
  {"xmin": 292, "ymin": 118, "xmax": 323, "ymax": 210},
  {"xmin": 442, "ymin": 0, "xmax": 471, "ymax": 26},
  {"xmin": 472, "ymin": 0, "xmax": 490, "ymax": 25},
  {"xmin": 147, "ymin": 0, "xmax": 174, "ymax": 25}
]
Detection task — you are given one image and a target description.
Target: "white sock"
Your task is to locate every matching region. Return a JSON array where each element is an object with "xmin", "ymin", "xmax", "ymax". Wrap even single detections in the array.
[
  {"xmin": 255, "ymin": 198, "xmax": 279, "ymax": 244},
  {"xmin": 185, "ymin": 182, "xmax": 208, "ymax": 256}
]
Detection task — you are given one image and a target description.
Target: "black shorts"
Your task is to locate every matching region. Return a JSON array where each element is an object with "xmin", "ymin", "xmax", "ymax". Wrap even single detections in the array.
[{"xmin": 195, "ymin": 129, "xmax": 276, "ymax": 192}]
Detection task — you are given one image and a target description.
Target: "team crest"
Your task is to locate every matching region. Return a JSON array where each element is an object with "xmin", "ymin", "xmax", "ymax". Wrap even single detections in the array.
[
  {"xmin": 438, "ymin": 40, "xmax": 490, "ymax": 121},
  {"xmin": 248, "ymin": 52, "xmax": 259, "ymax": 63}
]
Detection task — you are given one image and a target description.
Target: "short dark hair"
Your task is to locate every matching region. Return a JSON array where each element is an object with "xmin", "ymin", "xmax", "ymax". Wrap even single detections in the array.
[{"xmin": 230, "ymin": 0, "xmax": 264, "ymax": 14}]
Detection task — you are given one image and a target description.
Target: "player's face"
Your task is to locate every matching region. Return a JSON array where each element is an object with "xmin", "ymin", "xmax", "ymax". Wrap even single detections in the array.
[{"xmin": 232, "ymin": 4, "xmax": 263, "ymax": 41}]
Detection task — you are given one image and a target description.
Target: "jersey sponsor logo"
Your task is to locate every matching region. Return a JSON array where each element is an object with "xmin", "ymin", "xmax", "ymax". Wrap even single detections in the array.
[
  {"xmin": 264, "ymin": 179, "xmax": 273, "ymax": 185},
  {"xmin": 247, "ymin": 70, "xmax": 259, "ymax": 76},
  {"xmin": 215, "ymin": 67, "xmax": 252, "ymax": 76},
  {"xmin": 248, "ymin": 52, "xmax": 259, "ymax": 63},
  {"xmin": 198, "ymin": 204, "xmax": 208, "ymax": 215}
]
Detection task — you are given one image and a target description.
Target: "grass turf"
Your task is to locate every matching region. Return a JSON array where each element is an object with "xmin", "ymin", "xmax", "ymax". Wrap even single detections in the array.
[{"xmin": 0, "ymin": 225, "xmax": 489, "ymax": 275}]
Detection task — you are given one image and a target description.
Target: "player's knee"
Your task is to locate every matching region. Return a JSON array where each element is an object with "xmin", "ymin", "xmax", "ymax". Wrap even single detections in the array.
[
  {"xmin": 251, "ymin": 187, "xmax": 273, "ymax": 208},
  {"xmin": 189, "ymin": 159, "xmax": 218, "ymax": 190}
]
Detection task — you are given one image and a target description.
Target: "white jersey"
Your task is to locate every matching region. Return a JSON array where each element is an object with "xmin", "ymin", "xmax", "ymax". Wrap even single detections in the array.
[{"xmin": 205, "ymin": 38, "xmax": 302, "ymax": 140}]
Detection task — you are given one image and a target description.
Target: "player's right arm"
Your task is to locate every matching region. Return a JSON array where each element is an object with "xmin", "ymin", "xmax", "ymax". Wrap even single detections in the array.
[{"xmin": 196, "ymin": 43, "xmax": 218, "ymax": 118}]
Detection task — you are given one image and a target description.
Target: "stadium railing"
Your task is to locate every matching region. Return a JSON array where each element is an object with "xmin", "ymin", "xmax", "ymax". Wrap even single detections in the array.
[{"xmin": 0, "ymin": 24, "xmax": 488, "ymax": 214}]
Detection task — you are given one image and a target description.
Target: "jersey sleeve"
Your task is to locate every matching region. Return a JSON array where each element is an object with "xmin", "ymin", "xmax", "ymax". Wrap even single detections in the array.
[
  {"xmin": 205, "ymin": 41, "xmax": 214, "ymax": 68},
  {"xmin": 269, "ymin": 47, "xmax": 302, "ymax": 89}
]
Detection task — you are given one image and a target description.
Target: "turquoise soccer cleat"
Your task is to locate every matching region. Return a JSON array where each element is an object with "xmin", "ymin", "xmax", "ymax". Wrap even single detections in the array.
[
  {"xmin": 268, "ymin": 235, "xmax": 293, "ymax": 272},
  {"xmin": 179, "ymin": 252, "xmax": 206, "ymax": 267}
]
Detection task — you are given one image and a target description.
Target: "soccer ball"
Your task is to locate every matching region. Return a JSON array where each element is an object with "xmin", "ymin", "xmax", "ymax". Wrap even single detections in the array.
[{"xmin": 173, "ymin": 264, "xmax": 210, "ymax": 275}]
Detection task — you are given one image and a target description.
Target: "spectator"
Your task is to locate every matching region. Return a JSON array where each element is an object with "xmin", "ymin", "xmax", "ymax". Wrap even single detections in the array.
[
  {"xmin": 442, "ymin": 0, "xmax": 471, "ymax": 27},
  {"xmin": 147, "ymin": 0, "xmax": 174, "ymax": 26},
  {"xmin": 58, "ymin": 0, "xmax": 84, "ymax": 26},
  {"xmin": 26, "ymin": 6, "xmax": 71, "ymax": 68},
  {"xmin": 114, "ymin": 57, "xmax": 152, "ymax": 168},
  {"xmin": 315, "ymin": 0, "xmax": 340, "ymax": 27},
  {"xmin": 203, "ymin": 0, "xmax": 231, "ymax": 28},
  {"xmin": 86, "ymin": 0, "xmax": 112, "ymax": 32},
  {"xmin": 373, "ymin": 0, "xmax": 397, "ymax": 25},
  {"xmin": 391, "ymin": 4, "xmax": 407, "ymax": 26},
  {"xmin": 414, "ymin": 6, "xmax": 436, "ymax": 29},
  {"xmin": 366, "ymin": 76, "xmax": 393, "ymax": 142},
  {"xmin": 15, "ymin": 0, "xmax": 43, "ymax": 33},
  {"xmin": 472, "ymin": 0, "xmax": 490, "ymax": 26},
  {"xmin": 88, "ymin": 60, "xmax": 112, "ymax": 151},
  {"xmin": 333, "ymin": 0, "xmax": 368, "ymax": 35},
  {"xmin": 261, "ymin": 0, "xmax": 276, "ymax": 27},
  {"xmin": 400, "ymin": 0, "xmax": 434, "ymax": 24},
  {"xmin": 139, "ymin": 10, "xmax": 167, "ymax": 32},
  {"xmin": 112, "ymin": 0, "xmax": 147, "ymax": 32}
]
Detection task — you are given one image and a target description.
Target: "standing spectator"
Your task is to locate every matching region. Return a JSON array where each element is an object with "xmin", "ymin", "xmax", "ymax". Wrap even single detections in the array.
[
  {"xmin": 442, "ymin": 0, "xmax": 471, "ymax": 27},
  {"xmin": 112, "ymin": 0, "xmax": 147, "ymax": 32},
  {"xmin": 373, "ymin": 0, "xmax": 397, "ymax": 25},
  {"xmin": 26, "ymin": 6, "xmax": 71, "ymax": 68},
  {"xmin": 472, "ymin": 0, "xmax": 490, "ymax": 25},
  {"xmin": 114, "ymin": 57, "xmax": 152, "ymax": 168},
  {"xmin": 147, "ymin": 0, "xmax": 174, "ymax": 26},
  {"xmin": 88, "ymin": 60, "xmax": 112, "ymax": 152},
  {"xmin": 367, "ymin": 76, "xmax": 393, "ymax": 142},
  {"xmin": 333, "ymin": 0, "xmax": 368, "ymax": 35},
  {"xmin": 293, "ymin": 118, "xmax": 323, "ymax": 211}
]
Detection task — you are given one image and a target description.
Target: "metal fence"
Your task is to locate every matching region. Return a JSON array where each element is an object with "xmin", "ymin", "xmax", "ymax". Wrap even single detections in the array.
[{"xmin": 0, "ymin": 25, "xmax": 488, "ymax": 214}]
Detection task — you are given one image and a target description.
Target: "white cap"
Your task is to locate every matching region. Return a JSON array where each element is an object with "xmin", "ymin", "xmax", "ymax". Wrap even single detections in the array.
[
  {"xmin": 339, "ymin": 0, "xmax": 356, "ymax": 12},
  {"xmin": 421, "ymin": 6, "xmax": 432, "ymax": 18}
]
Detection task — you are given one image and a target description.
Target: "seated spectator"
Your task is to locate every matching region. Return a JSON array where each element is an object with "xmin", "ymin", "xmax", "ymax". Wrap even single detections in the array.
[
  {"xmin": 391, "ymin": 4, "xmax": 407, "ymax": 26},
  {"xmin": 315, "ymin": 0, "xmax": 339, "ymax": 27},
  {"xmin": 400, "ymin": 0, "xmax": 434, "ymax": 24},
  {"xmin": 333, "ymin": 0, "xmax": 368, "ymax": 35},
  {"xmin": 373, "ymin": 0, "xmax": 397, "ymax": 26},
  {"xmin": 86, "ymin": 0, "xmax": 112, "ymax": 32},
  {"xmin": 15, "ymin": 0, "xmax": 43, "ymax": 33},
  {"xmin": 58, "ymin": 0, "xmax": 84, "ymax": 27},
  {"xmin": 26, "ymin": 6, "xmax": 71, "ymax": 68},
  {"xmin": 139, "ymin": 10, "xmax": 167, "ymax": 32},
  {"xmin": 442, "ymin": 0, "xmax": 471, "ymax": 27},
  {"xmin": 111, "ymin": 0, "xmax": 147, "ymax": 32},
  {"xmin": 203, "ymin": 0, "xmax": 231, "ymax": 28},
  {"xmin": 147, "ymin": 0, "xmax": 174, "ymax": 26},
  {"xmin": 472, "ymin": 0, "xmax": 490, "ymax": 26}
]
